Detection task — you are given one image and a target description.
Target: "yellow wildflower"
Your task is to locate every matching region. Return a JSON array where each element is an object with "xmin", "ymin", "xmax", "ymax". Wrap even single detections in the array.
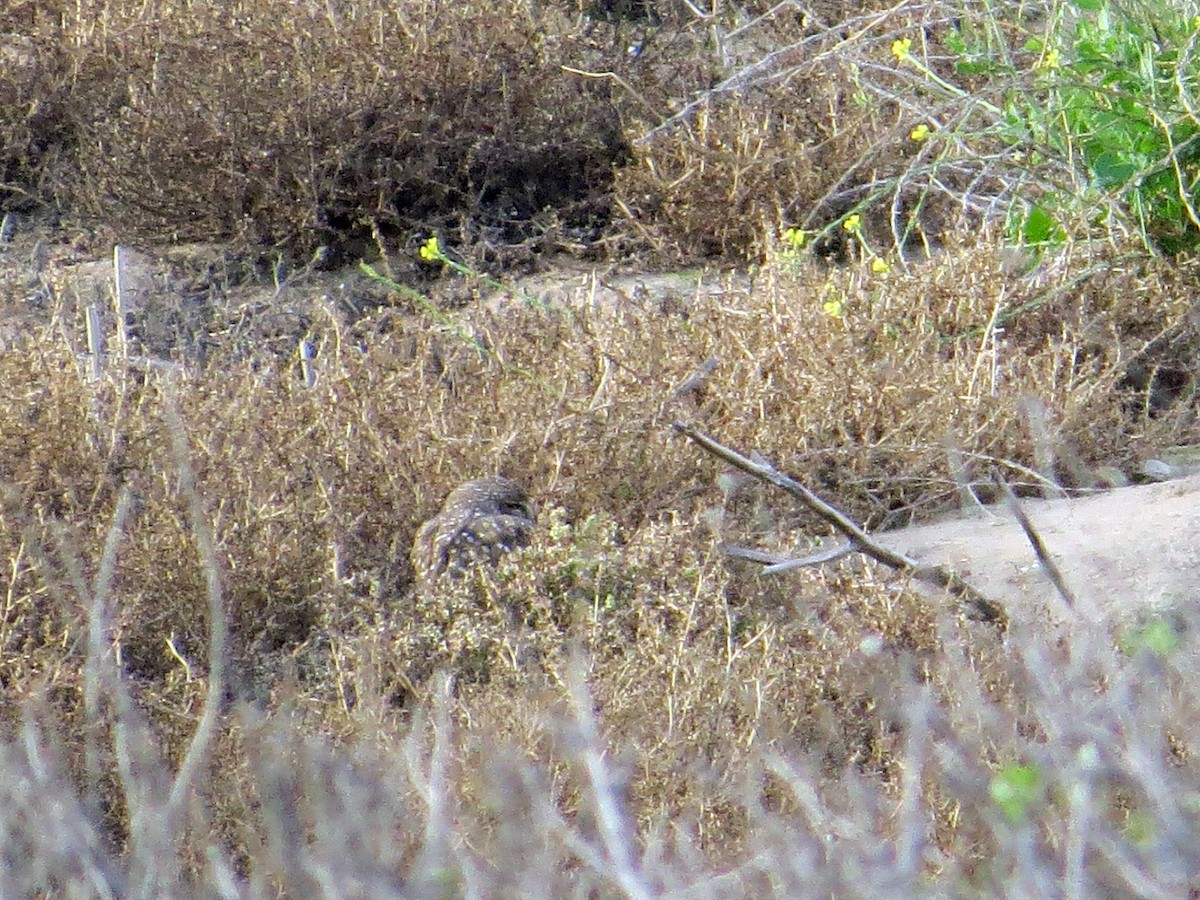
[
  {"xmin": 1037, "ymin": 48, "xmax": 1061, "ymax": 72},
  {"xmin": 419, "ymin": 236, "xmax": 442, "ymax": 262},
  {"xmin": 782, "ymin": 227, "xmax": 807, "ymax": 249}
]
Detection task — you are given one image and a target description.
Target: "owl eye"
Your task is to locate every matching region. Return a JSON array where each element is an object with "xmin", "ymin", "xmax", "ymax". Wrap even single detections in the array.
[{"xmin": 501, "ymin": 500, "xmax": 530, "ymax": 517}]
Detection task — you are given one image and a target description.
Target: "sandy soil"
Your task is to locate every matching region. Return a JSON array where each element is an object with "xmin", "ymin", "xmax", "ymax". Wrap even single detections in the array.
[{"xmin": 878, "ymin": 473, "xmax": 1200, "ymax": 630}]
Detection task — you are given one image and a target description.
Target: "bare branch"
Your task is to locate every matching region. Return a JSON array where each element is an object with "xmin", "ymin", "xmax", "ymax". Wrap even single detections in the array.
[
  {"xmin": 992, "ymin": 470, "xmax": 1077, "ymax": 611},
  {"xmin": 163, "ymin": 394, "xmax": 227, "ymax": 816},
  {"xmin": 675, "ymin": 423, "xmax": 1006, "ymax": 625},
  {"xmin": 722, "ymin": 541, "xmax": 855, "ymax": 572}
]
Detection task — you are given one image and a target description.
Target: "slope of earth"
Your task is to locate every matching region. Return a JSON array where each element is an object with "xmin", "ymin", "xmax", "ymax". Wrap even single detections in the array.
[{"xmin": 877, "ymin": 471, "xmax": 1200, "ymax": 631}]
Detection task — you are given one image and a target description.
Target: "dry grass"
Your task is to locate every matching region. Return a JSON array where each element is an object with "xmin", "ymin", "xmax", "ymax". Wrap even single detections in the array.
[
  {"xmin": 3, "ymin": 0, "xmax": 1200, "ymax": 894},
  {"xmin": 3, "ymin": 223, "xmax": 1200, "ymax": 892},
  {"xmin": 0, "ymin": 0, "xmax": 1021, "ymax": 266},
  {"xmin": 1, "ymin": 0, "xmax": 629, "ymax": 265}
]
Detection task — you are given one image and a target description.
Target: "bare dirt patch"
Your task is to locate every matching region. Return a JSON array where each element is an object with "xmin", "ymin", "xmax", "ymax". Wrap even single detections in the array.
[{"xmin": 879, "ymin": 472, "xmax": 1200, "ymax": 628}]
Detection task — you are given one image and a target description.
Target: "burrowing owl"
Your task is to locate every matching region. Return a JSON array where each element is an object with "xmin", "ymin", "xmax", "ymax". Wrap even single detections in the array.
[{"xmin": 410, "ymin": 476, "xmax": 535, "ymax": 586}]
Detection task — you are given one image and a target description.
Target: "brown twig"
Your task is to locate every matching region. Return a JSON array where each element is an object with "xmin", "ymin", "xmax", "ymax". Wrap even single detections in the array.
[
  {"xmin": 992, "ymin": 469, "xmax": 1077, "ymax": 610},
  {"xmin": 674, "ymin": 423, "xmax": 1006, "ymax": 625},
  {"xmin": 722, "ymin": 541, "xmax": 855, "ymax": 572}
]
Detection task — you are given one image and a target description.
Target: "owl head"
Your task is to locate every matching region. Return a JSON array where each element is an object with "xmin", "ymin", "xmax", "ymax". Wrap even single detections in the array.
[{"xmin": 410, "ymin": 475, "xmax": 536, "ymax": 586}]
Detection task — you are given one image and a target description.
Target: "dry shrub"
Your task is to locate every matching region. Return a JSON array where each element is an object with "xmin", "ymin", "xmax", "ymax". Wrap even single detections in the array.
[
  {"xmin": 611, "ymin": 0, "xmax": 943, "ymax": 262},
  {"xmin": 0, "ymin": 0, "xmax": 1061, "ymax": 272},
  {"xmin": 615, "ymin": 67, "xmax": 874, "ymax": 261},
  {"xmin": 7, "ymin": 618, "xmax": 1200, "ymax": 896},
  {"xmin": 1, "ymin": 233, "xmax": 1199, "ymax": 889},
  {"xmin": 4, "ymin": 232, "xmax": 1197, "ymax": 704},
  {"xmin": 1, "ymin": 0, "xmax": 630, "ymax": 262},
  {"xmin": 607, "ymin": 0, "xmax": 1097, "ymax": 264},
  {"xmin": 2, "ymin": 1, "xmax": 1198, "ymax": 889}
]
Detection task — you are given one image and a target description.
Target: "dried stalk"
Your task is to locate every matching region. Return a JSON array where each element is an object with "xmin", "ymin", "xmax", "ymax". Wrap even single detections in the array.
[{"xmin": 675, "ymin": 423, "xmax": 1006, "ymax": 625}]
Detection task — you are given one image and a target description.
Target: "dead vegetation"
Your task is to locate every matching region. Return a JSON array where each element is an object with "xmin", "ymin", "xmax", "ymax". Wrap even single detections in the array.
[
  {"xmin": 4, "ymin": 222, "xmax": 1200, "ymax": 892},
  {"xmin": 1, "ymin": 0, "xmax": 1032, "ymax": 268},
  {"xmin": 3, "ymin": 0, "xmax": 1200, "ymax": 895},
  {"xmin": 1, "ymin": 0, "xmax": 630, "ymax": 266}
]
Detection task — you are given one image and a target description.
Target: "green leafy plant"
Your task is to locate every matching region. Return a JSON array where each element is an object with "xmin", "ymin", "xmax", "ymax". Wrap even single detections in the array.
[
  {"xmin": 936, "ymin": 1, "xmax": 1200, "ymax": 253},
  {"xmin": 1119, "ymin": 615, "xmax": 1183, "ymax": 658},
  {"xmin": 989, "ymin": 762, "xmax": 1044, "ymax": 822},
  {"xmin": 1031, "ymin": 4, "xmax": 1200, "ymax": 252}
]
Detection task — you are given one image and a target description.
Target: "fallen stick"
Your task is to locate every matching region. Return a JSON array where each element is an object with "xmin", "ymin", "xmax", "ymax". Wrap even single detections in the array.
[
  {"xmin": 674, "ymin": 423, "xmax": 1007, "ymax": 625},
  {"xmin": 992, "ymin": 470, "xmax": 1077, "ymax": 610},
  {"xmin": 722, "ymin": 541, "xmax": 855, "ymax": 573}
]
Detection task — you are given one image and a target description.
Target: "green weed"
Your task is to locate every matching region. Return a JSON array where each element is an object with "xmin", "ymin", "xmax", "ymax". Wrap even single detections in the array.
[{"xmin": 939, "ymin": 1, "xmax": 1200, "ymax": 253}]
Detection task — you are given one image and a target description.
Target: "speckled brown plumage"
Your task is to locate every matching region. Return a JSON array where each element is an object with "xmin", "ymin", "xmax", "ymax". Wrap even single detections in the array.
[{"xmin": 410, "ymin": 476, "xmax": 535, "ymax": 586}]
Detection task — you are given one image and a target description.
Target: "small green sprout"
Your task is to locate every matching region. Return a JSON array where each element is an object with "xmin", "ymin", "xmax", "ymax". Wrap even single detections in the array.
[
  {"xmin": 990, "ymin": 763, "xmax": 1043, "ymax": 822},
  {"xmin": 1122, "ymin": 810, "xmax": 1156, "ymax": 847},
  {"xmin": 1119, "ymin": 616, "xmax": 1182, "ymax": 659}
]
